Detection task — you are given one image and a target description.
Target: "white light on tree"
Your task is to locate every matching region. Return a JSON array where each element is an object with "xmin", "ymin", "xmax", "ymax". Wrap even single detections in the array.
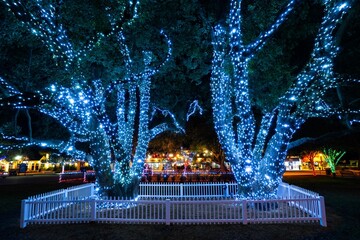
[
  {"xmin": 210, "ymin": 0, "xmax": 359, "ymax": 199},
  {"xmin": 0, "ymin": 0, "xmax": 201, "ymax": 198}
]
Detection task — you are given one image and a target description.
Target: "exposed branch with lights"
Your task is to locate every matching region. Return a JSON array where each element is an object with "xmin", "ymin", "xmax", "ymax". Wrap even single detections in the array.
[
  {"xmin": 210, "ymin": 0, "xmax": 359, "ymax": 199},
  {"xmin": 0, "ymin": 0, "xmax": 202, "ymax": 198}
]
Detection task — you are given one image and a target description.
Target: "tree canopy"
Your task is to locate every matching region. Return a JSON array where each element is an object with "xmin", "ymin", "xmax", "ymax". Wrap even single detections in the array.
[{"xmin": 0, "ymin": 0, "xmax": 359, "ymax": 160}]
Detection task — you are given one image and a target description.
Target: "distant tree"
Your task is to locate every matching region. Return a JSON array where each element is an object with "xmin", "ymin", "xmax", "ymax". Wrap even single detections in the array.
[
  {"xmin": 323, "ymin": 148, "xmax": 346, "ymax": 176},
  {"xmin": 300, "ymin": 150, "xmax": 320, "ymax": 176},
  {"xmin": 148, "ymin": 132, "xmax": 184, "ymax": 154},
  {"xmin": 184, "ymin": 114, "xmax": 227, "ymax": 170}
]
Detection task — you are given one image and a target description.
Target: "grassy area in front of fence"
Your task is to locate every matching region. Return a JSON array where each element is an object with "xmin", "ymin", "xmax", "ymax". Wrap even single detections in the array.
[
  {"xmin": 0, "ymin": 175, "xmax": 359, "ymax": 240},
  {"xmin": 283, "ymin": 175, "xmax": 360, "ymax": 240}
]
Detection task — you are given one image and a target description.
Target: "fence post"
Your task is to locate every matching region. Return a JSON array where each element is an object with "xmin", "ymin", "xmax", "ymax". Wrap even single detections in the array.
[
  {"xmin": 180, "ymin": 184, "xmax": 183, "ymax": 197},
  {"xmin": 242, "ymin": 200, "xmax": 248, "ymax": 225},
  {"xmin": 90, "ymin": 183, "xmax": 95, "ymax": 197},
  {"xmin": 165, "ymin": 199, "xmax": 171, "ymax": 225},
  {"xmin": 224, "ymin": 183, "xmax": 229, "ymax": 197},
  {"xmin": 91, "ymin": 198, "xmax": 97, "ymax": 222},
  {"xmin": 286, "ymin": 183, "xmax": 291, "ymax": 198},
  {"xmin": 20, "ymin": 199, "xmax": 28, "ymax": 228},
  {"xmin": 279, "ymin": 182, "xmax": 291, "ymax": 198},
  {"xmin": 319, "ymin": 196, "xmax": 327, "ymax": 227},
  {"xmin": 64, "ymin": 188, "xmax": 68, "ymax": 200}
]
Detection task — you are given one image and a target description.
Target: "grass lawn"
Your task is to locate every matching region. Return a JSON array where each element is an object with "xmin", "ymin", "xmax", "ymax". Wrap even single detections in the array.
[{"xmin": 0, "ymin": 175, "xmax": 359, "ymax": 240}]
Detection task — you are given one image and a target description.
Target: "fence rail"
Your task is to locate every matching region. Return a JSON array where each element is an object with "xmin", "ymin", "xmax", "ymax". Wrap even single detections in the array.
[
  {"xmin": 25, "ymin": 183, "xmax": 95, "ymax": 201},
  {"xmin": 139, "ymin": 182, "xmax": 238, "ymax": 198},
  {"xmin": 20, "ymin": 182, "xmax": 326, "ymax": 228}
]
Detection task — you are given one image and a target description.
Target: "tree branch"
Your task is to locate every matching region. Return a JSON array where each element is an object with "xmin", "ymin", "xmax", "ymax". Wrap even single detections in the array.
[
  {"xmin": 246, "ymin": 0, "xmax": 297, "ymax": 58},
  {"xmin": 288, "ymin": 128, "xmax": 359, "ymax": 149}
]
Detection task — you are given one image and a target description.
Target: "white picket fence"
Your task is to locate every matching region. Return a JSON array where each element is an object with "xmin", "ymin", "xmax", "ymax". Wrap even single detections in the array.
[
  {"xmin": 20, "ymin": 182, "xmax": 327, "ymax": 228},
  {"xmin": 139, "ymin": 182, "xmax": 238, "ymax": 198},
  {"xmin": 22, "ymin": 183, "xmax": 95, "ymax": 201}
]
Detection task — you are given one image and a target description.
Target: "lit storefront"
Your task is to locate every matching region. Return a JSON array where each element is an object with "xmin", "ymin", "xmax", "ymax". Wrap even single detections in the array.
[
  {"xmin": 145, "ymin": 150, "xmax": 222, "ymax": 173},
  {"xmin": 0, "ymin": 158, "xmax": 9, "ymax": 172},
  {"xmin": 285, "ymin": 156, "xmax": 302, "ymax": 170}
]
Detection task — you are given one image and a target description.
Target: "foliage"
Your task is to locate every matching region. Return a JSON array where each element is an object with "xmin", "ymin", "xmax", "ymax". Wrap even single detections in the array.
[
  {"xmin": 323, "ymin": 148, "xmax": 346, "ymax": 173},
  {"xmin": 210, "ymin": 0, "xmax": 359, "ymax": 199},
  {"xmin": 132, "ymin": 0, "xmax": 213, "ymax": 124},
  {"xmin": 0, "ymin": 0, "xmax": 201, "ymax": 198},
  {"xmin": 300, "ymin": 150, "xmax": 320, "ymax": 176},
  {"xmin": 148, "ymin": 132, "xmax": 184, "ymax": 153},
  {"xmin": 0, "ymin": 0, "xmax": 359, "ymax": 200}
]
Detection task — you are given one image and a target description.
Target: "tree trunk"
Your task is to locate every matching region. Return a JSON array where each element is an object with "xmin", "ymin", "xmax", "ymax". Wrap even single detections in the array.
[
  {"xmin": 93, "ymin": 163, "xmax": 140, "ymax": 198},
  {"xmin": 310, "ymin": 158, "xmax": 316, "ymax": 176},
  {"xmin": 113, "ymin": 177, "xmax": 140, "ymax": 199}
]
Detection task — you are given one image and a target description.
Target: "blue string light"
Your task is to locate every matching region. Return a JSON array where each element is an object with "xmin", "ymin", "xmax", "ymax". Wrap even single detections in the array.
[
  {"xmin": 211, "ymin": 0, "xmax": 358, "ymax": 199},
  {"xmin": 0, "ymin": 0, "xmax": 191, "ymax": 198}
]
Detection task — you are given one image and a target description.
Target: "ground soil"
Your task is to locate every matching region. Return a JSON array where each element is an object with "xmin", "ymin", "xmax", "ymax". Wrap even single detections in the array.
[{"xmin": 1, "ymin": 175, "xmax": 359, "ymax": 240}]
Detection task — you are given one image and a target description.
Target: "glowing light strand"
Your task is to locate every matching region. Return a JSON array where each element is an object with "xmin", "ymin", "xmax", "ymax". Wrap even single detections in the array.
[
  {"xmin": 186, "ymin": 100, "xmax": 203, "ymax": 121},
  {"xmin": 210, "ymin": 0, "xmax": 355, "ymax": 199},
  {"xmin": 2, "ymin": 0, "xmax": 102, "ymax": 69}
]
